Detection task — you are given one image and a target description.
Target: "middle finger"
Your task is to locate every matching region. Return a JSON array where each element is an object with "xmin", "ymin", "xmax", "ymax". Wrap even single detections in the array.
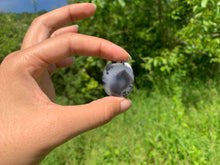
[
  {"xmin": 21, "ymin": 3, "xmax": 96, "ymax": 49},
  {"xmin": 19, "ymin": 33, "xmax": 131, "ymax": 79}
]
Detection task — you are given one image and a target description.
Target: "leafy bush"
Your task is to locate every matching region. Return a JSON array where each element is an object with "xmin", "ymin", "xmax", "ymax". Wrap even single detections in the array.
[
  {"xmin": 68, "ymin": 0, "xmax": 220, "ymax": 88},
  {"xmin": 0, "ymin": 12, "xmax": 44, "ymax": 61},
  {"xmin": 1, "ymin": 0, "xmax": 219, "ymax": 105}
]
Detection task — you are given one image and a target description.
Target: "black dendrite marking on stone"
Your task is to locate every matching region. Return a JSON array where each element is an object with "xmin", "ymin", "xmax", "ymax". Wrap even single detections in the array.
[
  {"xmin": 122, "ymin": 91, "xmax": 127, "ymax": 97},
  {"xmin": 110, "ymin": 70, "xmax": 133, "ymax": 97},
  {"xmin": 105, "ymin": 64, "xmax": 114, "ymax": 72}
]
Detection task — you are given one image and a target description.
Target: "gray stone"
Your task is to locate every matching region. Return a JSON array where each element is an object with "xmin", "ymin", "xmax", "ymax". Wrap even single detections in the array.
[{"xmin": 103, "ymin": 62, "xmax": 134, "ymax": 97}]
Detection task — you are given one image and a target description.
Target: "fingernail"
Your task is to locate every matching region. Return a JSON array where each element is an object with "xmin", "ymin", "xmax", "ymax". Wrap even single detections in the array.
[
  {"xmin": 127, "ymin": 55, "xmax": 132, "ymax": 62},
  {"xmin": 74, "ymin": 24, "xmax": 79, "ymax": 29},
  {"xmin": 92, "ymin": 3, "xmax": 97, "ymax": 10},
  {"xmin": 70, "ymin": 56, "xmax": 75, "ymax": 61},
  {"xmin": 121, "ymin": 99, "xmax": 132, "ymax": 112}
]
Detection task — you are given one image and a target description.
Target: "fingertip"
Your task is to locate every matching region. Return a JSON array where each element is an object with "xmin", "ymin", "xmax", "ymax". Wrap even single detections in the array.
[
  {"xmin": 95, "ymin": 96, "xmax": 132, "ymax": 113},
  {"xmin": 127, "ymin": 54, "xmax": 132, "ymax": 62},
  {"xmin": 101, "ymin": 42, "xmax": 131, "ymax": 62},
  {"xmin": 70, "ymin": 55, "xmax": 76, "ymax": 61},
  {"xmin": 74, "ymin": 24, "xmax": 79, "ymax": 31},
  {"xmin": 92, "ymin": 3, "xmax": 97, "ymax": 10},
  {"xmin": 120, "ymin": 99, "xmax": 132, "ymax": 112},
  {"xmin": 80, "ymin": 3, "xmax": 96, "ymax": 15},
  {"xmin": 51, "ymin": 25, "xmax": 79, "ymax": 38},
  {"xmin": 56, "ymin": 56, "xmax": 74, "ymax": 68}
]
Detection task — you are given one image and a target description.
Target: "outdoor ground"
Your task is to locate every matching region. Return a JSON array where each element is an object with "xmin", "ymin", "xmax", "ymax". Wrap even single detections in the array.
[{"xmin": 41, "ymin": 81, "xmax": 220, "ymax": 165}]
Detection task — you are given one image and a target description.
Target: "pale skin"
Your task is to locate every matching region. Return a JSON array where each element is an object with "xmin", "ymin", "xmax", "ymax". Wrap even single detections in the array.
[{"xmin": 0, "ymin": 3, "xmax": 132, "ymax": 165}]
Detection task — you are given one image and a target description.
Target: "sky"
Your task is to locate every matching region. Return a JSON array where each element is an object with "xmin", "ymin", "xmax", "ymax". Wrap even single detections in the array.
[{"xmin": 0, "ymin": 0, "xmax": 68, "ymax": 13}]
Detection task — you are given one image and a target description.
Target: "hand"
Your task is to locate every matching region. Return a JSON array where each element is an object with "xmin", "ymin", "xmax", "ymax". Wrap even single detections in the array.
[{"xmin": 0, "ymin": 3, "xmax": 132, "ymax": 165}]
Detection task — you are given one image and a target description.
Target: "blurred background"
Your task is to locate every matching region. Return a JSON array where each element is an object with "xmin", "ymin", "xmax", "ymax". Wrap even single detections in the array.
[
  {"xmin": 0, "ymin": 0, "xmax": 219, "ymax": 164},
  {"xmin": 0, "ymin": 0, "xmax": 67, "ymax": 13}
]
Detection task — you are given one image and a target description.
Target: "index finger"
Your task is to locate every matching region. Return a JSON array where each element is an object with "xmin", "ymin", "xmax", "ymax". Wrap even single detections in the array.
[
  {"xmin": 19, "ymin": 33, "xmax": 131, "ymax": 78},
  {"xmin": 22, "ymin": 3, "xmax": 96, "ymax": 49}
]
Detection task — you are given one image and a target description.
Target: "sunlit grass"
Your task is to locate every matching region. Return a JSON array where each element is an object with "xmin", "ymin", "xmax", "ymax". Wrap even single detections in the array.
[{"xmin": 41, "ymin": 80, "xmax": 220, "ymax": 165}]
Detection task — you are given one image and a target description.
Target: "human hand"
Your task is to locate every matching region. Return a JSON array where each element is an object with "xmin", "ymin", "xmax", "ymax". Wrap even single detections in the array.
[{"xmin": 0, "ymin": 3, "xmax": 132, "ymax": 165}]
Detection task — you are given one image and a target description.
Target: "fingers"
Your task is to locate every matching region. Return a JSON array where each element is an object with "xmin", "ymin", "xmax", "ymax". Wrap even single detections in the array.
[
  {"xmin": 48, "ymin": 25, "xmax": 78, "ymax": 75},
  {"xmin": 44, "ymin": 97, "xmax": 132, "ymax": 147},
  {"xmin": 47, "ymin": 57, "xmax": 75, "ymax": 75},
  {"xmin": 22, "ymin": 3, "xmax": 96, "ymax": 49},
  {"xmin": 51, "ymin": 25, "xmax": 79, "ymax": 38},
  {"xmin": 19, "ymin": 33, "xmax": 131, "ymax": 78}
]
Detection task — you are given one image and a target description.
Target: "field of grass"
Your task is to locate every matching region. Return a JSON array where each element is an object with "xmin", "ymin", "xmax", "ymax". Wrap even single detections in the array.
[{"xmin": 41, "ymin": 80, "xmax": 220, "ymax": 165}]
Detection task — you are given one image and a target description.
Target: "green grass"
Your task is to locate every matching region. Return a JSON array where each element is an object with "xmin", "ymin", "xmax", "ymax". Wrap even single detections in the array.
[{"xmin": 41, "ymin": 81, "xmax": 220, "ymax": 165}]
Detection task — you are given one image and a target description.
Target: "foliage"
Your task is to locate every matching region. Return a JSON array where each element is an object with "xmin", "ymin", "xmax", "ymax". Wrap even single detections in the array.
[
  {"xmin": 0, "ymin": 1, "xmax": 220, "ymax": 164},
  {"xmin": 167, "ymin": 0, "xmax": 220, "ymax": 79},
  {"xmin": 68, "ymin": 0, "xmax": 178, "ymax": 88},
  {"xmin": 0, "ymin": 11, "xmax": 45, "ymax": 61},
  {"xmin": 53, "ymin": 56, "xmax": 105, "ymax": 105},
  {"xmin": 67, "ymin": 0, "xmax": 220, "ymax": 88}
]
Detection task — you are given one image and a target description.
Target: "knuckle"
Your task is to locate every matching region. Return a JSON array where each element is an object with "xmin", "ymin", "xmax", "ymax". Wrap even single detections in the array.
[
  {"xmin": 32, "ymin": 14, "xmax": 46, "ymax": 25},
  {"xmin": 1, "ymin": 51, "xmax": 19, "ymax": 66},
  {"xmin": 0, "ymin": 51, "xmax": 23, "ymax": 75},
  {"xmin": 31, "ymin": 16, "xmax": 53, "ymax": 32},
  {"xmin": 31, "ymin": 16, "xmax": 43, "ymax": 26}
]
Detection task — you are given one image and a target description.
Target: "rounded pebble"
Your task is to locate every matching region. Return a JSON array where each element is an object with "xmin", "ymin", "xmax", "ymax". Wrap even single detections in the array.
[{"xmin": 103, "ymin": 62, "xmax": 134, "ymax": 97}]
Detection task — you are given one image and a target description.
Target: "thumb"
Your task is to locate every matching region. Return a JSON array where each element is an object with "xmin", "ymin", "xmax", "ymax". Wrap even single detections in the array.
[{"xmin": 43, "ymin": 97, "xmax": 132, "ymax": 148}]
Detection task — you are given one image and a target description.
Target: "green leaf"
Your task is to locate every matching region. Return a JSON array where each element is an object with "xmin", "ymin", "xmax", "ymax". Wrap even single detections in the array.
[
  {"xmin": 201, "ymin": 0, "xmax": 208, "ymax": 8},
  {"xmin": 118, "ymin": 0, "xmax": 125, "ymax": 7}
]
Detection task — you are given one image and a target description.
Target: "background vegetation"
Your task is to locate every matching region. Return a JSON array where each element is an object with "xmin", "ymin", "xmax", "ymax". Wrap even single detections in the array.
[{"xmin": 0, "ymin": 0, "xmax": 219, "ymax": 164}]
